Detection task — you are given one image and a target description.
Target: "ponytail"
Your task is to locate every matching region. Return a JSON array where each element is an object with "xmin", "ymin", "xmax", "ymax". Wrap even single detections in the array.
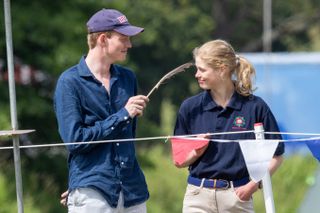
[{"xmin": 234, "ymin": 56, "xmax": 256, "ymax": 96}]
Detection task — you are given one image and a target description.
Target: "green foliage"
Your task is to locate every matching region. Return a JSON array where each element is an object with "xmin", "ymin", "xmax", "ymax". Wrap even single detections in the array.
[
  {"xmin": 1, "ymin": 0, "xmax": 320, "ymax": 212},
  {"xmin": 272, "ymin": 0, "xmax": 320, "ymax": 51},
  {"xmin": 0, "ymin": 150, "xmax": 68, "ymax": 213},
  {"xmin": 0, "ymin": 173, "xmax": 42, "ymax": 213},
  {"xmin": 253, "ymin": 154, "xmax": 318, "ymax": 213},
  {"xmin": 160, "ymin": 99, "xmax": 177, "ymax": 135},
  {"xmin": 0, "ymin": 83, "xmax": 11, "ymax": 130},
  {"xmin": 138, "ymin": 144, "xmax": 188, "ymax": 213}
]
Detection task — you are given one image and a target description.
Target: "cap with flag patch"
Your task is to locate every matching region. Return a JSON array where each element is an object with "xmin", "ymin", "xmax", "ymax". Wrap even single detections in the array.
[{"xmin": 87, "ymin": 8, "xmax": 144, "ymax": 36}]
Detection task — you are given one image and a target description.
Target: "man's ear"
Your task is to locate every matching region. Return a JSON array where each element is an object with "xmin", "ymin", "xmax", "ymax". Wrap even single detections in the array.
[{"xmin": 97, "ymin": 32, "xmax": 112, "ymax": 46}]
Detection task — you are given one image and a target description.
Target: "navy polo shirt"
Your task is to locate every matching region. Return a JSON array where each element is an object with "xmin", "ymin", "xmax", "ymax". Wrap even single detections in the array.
[
  {"xmin": 54, "ymin": 56, "xmax": 149, "ymax": 208},
  {"xmin": 174, "ymin": 90, "xmax": 284, "ymax": 180}
]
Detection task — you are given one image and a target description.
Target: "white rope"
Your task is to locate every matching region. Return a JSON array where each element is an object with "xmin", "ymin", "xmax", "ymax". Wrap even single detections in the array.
[
  {"xmin": 265, "ymin": 131, "xmax": 320, "ymax": 136},
  {"xmin": 0, "ymin": 130, "xmax": 320, "ymax": 151},
  {"xmin": 0, "ymin": 130, "xmax": 255, "ymax": 150}
]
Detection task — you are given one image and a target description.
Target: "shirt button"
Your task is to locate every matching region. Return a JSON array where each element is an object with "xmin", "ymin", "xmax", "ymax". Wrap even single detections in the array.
[
  {"xmin": 126, "ymin": 121, "xmax": 130, "ymax": 124},
  {"xmin": 116, "ymin": 143, "xmax": 119, "ymax": 146},
  {"xmin": 121, "ymin": 162, "xmax": 124, "ymax": 165},
  {"xmin": 124, "ymin": 116, "xmax": 128, "ymax": 120},
  {"xmin": 120, "ymin": 181, "xmax": 122, "ymax": 185},
  {"xmin": 111, "ymin": 126, "xmax": 115, "ymax": 130}
]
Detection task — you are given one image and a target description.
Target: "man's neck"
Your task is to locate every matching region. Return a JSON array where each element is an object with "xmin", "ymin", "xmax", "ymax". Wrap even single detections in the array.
[
  {"xmin": 85, "ymin": 50, "xmax": 112, "ymax": 93},
  {"xmin": 85, "ymin": 49, "xmax": 111, "ymax": 80}
]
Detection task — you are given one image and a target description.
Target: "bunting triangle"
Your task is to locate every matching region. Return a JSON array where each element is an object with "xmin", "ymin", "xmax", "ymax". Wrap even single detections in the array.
[
  {"xmin": 170, "ymin": 137, "xmax": 209, "ymax": 166},
  {"xmin": 239, "ymin": 140, "xmax": 279, "ymax": 183},
  {"xmin": 305, "ymin": 139, "xmax": 320, "ymax": 161}
]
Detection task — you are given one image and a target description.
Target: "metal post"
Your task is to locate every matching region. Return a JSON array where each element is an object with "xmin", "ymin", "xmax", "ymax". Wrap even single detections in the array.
[
  {"xmin": 263, "ymin": 0, "xmax": 272, "ymax": 52},
  {"xmin": 3, "ymin": 0, "xmax": 24, "ymax": 212},
  {"xmin": 254, "ymin": 123, "xmax": 275, "ymax": 213},
  {"xmin": 263, "ymin": 0, "xmax": 272, "ymax": 103}
]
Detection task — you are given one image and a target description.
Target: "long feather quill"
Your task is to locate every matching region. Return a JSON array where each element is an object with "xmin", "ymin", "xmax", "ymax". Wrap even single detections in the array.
[{"xmin": 147, "ymin": 62, "xmax": 193, "ymax": 98}]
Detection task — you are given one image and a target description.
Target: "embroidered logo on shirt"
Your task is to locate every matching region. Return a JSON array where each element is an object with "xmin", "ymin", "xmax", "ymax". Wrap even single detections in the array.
[{"xmin": 232, "ymin": 116, "xmax": 246, "ymax": 129}]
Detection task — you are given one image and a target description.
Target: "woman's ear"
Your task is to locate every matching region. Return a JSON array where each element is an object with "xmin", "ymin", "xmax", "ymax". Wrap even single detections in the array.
[{"xmin": 218, "ymin": 65, "xmax": 229, "ymax": 80}]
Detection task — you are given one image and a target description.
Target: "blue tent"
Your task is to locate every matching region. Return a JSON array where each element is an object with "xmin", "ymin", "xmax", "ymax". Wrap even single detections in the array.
[{"xmin": 244, "ymin": 52, "xmax": 320, "ymax": 154}]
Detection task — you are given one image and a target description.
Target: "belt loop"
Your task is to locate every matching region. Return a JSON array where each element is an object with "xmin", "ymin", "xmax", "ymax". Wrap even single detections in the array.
[
  {"xmin": 230, "ymin": 181, "xmax": 235, "ymax": 189},
  {"xmin": 200, "ymin": 178, "xmax": 205, "ymax": 189}
]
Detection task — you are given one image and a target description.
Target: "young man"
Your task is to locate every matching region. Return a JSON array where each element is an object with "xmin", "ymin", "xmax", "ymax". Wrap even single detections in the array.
[{"xmin": 54, "ymin": 8, "xmax": 149, "ymax": 213}]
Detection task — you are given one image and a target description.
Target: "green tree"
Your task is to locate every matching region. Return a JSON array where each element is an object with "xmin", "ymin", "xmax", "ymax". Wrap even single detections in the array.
[{"xmin": 1, "ymin": 0, "xmax": 320, "ymax": 212}]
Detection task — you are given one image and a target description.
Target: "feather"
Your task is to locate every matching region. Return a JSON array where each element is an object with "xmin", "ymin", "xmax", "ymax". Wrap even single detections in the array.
[{"xmin": 147, "ymin": 62, "xmax": 194, "ymax": 98}]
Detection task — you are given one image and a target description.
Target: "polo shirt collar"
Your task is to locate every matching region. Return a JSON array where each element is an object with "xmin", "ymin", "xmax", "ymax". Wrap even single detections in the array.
[
  {"xmin": 202, "ymin": 90, "xmax": 217, "ymax": 111},
  {"xmin": 77, "ymin": 56, "xmax": 120, "ymax": 79},
  {"xmin": 202, "ymin": 90, "xmax": 243, "ymax": 111},
  {"xmin": 228, "ymin": 92, "xmax": 242, "ymax": 110}
]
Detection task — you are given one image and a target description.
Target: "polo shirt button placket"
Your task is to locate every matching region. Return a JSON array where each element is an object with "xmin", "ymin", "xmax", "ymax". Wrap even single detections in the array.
[{"xmin": 216, "ymin": 118, "xmax": 223, "ymax": 131}]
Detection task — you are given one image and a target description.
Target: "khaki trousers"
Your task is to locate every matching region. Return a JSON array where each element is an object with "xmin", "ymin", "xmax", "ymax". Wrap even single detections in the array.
[
  {"xmin": 183, "ymin": 184, "xmax": 254, "ymax": 213},
  {"xmin": 68, "ymin": 188, "xmax": 147, "ymax": 213}
]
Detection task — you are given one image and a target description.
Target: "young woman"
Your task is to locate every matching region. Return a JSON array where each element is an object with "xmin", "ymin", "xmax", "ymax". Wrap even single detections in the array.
[{"xmin": 174, "ymin": 39, "xmax": 284, "ymax": 213}]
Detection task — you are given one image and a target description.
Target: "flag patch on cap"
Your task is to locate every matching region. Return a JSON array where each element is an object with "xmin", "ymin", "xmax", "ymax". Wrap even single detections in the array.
[{"xmin": 117, "ymin": 15, "xmax": 128, "ymax": 23}]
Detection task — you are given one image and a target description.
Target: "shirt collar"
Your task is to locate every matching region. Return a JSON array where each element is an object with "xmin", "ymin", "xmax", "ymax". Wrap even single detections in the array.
[
  {"xmin": 78, "ymin": 56, "xmax": 92, "ymax": 77},
  {"xmin": 77, "ymin": 55, "xmax": 120, "ymax": 79},
  {"xmin": 202, "ymin": 90, "xmax": 243, "ymax": 111}
]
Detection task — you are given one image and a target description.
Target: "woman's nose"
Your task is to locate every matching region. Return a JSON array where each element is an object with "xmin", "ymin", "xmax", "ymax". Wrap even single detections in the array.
[{"xmin": 195, "ymin": 70, "xmax": 200, "ymax": 78}]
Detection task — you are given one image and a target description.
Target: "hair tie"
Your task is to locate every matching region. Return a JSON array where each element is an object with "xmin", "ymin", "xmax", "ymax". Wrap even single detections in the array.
[{"xmin": 235, "ymin": 54, "xmax": 240, "ymax": 66}]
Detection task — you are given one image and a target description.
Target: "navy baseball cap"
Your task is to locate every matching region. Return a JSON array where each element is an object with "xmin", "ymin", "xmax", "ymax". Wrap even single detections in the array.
[{"xmin": 86, "ymin": 9, "xmax": 144, "ymax": 36}]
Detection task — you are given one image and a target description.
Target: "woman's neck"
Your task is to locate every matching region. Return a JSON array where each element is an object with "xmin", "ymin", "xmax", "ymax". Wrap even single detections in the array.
[{"xmin": 210, "ymin": 81, "xmax": 235, "ymax": 108}]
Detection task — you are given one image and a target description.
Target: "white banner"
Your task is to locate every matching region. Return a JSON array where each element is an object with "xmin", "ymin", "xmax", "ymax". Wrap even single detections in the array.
[{"xmin": 239, "ymin": 140, "xmax": 279, "ymax": 183}]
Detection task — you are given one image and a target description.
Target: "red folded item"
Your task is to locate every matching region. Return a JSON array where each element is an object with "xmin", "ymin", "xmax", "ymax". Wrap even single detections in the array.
[{"xmin": 170, "ymin": 137, "xmax": 209, "ymax": 166}]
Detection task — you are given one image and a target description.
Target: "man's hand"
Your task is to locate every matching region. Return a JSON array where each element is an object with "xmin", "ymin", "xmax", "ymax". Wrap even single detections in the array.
[
  {"xmin": 60, "ymin": 190, "xmax": 68, "ymax": 206},
  {"xmin": 125, "ymin": 95, "xmax": 149, "ymax": 118}
]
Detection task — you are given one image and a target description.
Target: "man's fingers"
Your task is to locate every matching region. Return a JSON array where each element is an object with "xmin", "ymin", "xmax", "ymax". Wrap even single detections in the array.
[
  {"xmin": 60, "ymin": 190, "xmax": 68, "ymax": 207},
  {"xmin": 61, "ymin": 190, "xmax": 68, "ymax": 198},
  {"xmin": 60, "ymin": 199, "xmax": 67, "ymax": 206}
]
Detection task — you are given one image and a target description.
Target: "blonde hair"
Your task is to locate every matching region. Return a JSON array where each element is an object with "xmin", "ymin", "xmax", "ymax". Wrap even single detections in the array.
[
  {"xmin": 193, "ymin": 39, "xmax": 256, "ymax": 96},
  {"xmin": 87, "ymin": 31, "xmax": 112, "ymax": 49}
]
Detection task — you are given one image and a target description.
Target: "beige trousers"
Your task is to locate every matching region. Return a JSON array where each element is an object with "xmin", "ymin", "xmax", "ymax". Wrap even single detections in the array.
[
  {"xmin": 67, "ymin": 188, "xmax": 147, "ymax": 213},
  {"xmin": 183, "ymin": 184, "xmax": 255, "ymax": 213}
]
